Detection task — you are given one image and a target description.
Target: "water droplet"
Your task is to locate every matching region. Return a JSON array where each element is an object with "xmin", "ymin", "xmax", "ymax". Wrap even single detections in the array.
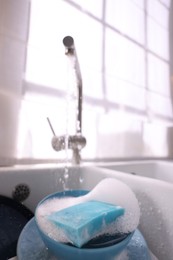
[
  {"xmin": 79, "ymin": 176, "xmax": 84, "ymax": 183},
  {"xmin": 64, "ymin": 167, "xmax": 69, "ymax": 179},
  {"xmin": 64, "ymin": 173, "xmax": 69, "ymax": 179}
]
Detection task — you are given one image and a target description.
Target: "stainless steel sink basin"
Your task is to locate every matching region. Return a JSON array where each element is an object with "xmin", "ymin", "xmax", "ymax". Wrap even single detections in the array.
[
  {"xmin": 0, "ymin": 164, "xmax": 173, "ymax": 259},
  {"xmin": 99, "ymin": 160, "xmax": 173, "ymax": 183}
]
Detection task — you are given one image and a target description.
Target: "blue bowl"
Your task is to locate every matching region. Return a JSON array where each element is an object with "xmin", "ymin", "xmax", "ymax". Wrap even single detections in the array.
[{"xmin": 35, "ymin": 190, "xmax": 133, "ymax": 260}]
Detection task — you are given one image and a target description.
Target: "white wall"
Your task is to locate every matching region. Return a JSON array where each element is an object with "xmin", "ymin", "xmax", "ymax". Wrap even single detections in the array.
[
  {"xmin": 0, "ymin": 0, "xmax": 172, "ymax": 164},
  {"xmin": 0, "ymin": 0, "xmax": 30, "ymax": 165}
]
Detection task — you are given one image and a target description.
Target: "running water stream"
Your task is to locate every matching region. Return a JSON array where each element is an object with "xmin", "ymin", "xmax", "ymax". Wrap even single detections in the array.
[{"xmin": 62, "ymin": 42, "xmax": 79, "ymax": 189}]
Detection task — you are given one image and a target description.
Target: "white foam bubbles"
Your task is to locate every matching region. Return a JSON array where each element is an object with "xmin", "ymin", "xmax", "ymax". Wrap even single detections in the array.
[
  {"xmin": 36, "ymin": 196, "xmax": 83, "ymax": 243},
  {"xmin": 86, "ymin": 178, "xmax": 140, "ymax": 234}
]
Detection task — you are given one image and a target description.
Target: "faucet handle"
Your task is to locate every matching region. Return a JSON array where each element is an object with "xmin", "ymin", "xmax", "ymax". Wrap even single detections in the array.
[
  {"xmin": 52, "ymin": 136, "xmax": 66, "ymax": 151},
  {"xmin": 52, "ymin": 135, "xmax": 86, "ymax": 152}
]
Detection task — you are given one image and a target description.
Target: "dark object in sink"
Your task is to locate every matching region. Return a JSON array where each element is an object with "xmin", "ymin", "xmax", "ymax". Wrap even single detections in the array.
[
  {"xmin": 12, "ymin": 183, "xmax": 30, "ymax": 202},
  {"xmin": 64, "ymin": 232, "xmax": 130, "ymax": 249},
  {"xmin": 83, "ymin": 232, "xmax": 129, "ymax": 248},
  {"xmin": 0, "ymin": 195, "xmax": 34, "ymax": 260}
]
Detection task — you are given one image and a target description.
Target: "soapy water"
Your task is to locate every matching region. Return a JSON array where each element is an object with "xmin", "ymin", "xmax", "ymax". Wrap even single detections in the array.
[{"xmin": 36, "ymin": 178, "xmax": 140, "ymax": 245}]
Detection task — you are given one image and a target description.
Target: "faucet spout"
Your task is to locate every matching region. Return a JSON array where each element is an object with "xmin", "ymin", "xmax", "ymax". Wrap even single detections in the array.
[
  {"xmin": 51, "ymin": 36, "xmax": 86, "ymax": 165},
  {"xmin": 63, "ymin": 36, "xmax": 82, "ymax": 134}
]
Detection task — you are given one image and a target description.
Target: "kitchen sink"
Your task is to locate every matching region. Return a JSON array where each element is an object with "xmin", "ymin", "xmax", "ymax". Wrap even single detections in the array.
[
  {"xmin": 99, "ymin": 160, "xmax": 173, "ymax": 183},
  {"xmin": 0, "ymin": 164, "xmax": 173, "ymax": 259}
]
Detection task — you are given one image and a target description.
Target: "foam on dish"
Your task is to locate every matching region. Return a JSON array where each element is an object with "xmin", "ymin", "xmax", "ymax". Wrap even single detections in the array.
[{"xmin": 36, "ymin": 178, "xmax": 140, "ymax": 244}]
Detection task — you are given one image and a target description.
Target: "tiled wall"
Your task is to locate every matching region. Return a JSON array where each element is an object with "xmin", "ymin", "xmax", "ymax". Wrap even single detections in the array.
[
  {"xmin": 0, "ymin": 0, "xmax": 29, "ymax": 96},
  {"xmin": 0, "ymin": 0, "xmax": 30, "ymax": 165},
  {"xmin": 0, "ymin": 0, "xmax": 173, "ymax": 164}
]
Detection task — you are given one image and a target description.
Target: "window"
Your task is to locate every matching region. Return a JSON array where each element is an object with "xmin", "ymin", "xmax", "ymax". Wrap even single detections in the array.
[{"xmin": 18, "ymin": 0, "xmax": 172, "ymax": 161}]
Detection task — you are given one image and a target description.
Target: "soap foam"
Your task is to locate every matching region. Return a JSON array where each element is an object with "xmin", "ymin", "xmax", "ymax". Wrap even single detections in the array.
[
  {"xmin": 36, "ymin": 178, "xmax": 140, "ymax": 244},
  {"xmin": 36, "ymin": 196, "xmax": 83, "ymax": 243},
  {"xmin": 87, "ymin": 178, "xmax": 140, "ymax": 234}
]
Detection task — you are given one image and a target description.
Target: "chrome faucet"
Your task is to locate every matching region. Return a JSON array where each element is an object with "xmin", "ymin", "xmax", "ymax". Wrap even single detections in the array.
[{"xmin": 51, "ymin": 36, "xmax": 86, "ymax": 164}]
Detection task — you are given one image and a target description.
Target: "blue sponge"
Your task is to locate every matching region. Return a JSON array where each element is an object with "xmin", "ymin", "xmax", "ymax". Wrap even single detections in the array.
[{"xmin": 47, "ymin": 200, "xmax": 125, "ymax": 248}]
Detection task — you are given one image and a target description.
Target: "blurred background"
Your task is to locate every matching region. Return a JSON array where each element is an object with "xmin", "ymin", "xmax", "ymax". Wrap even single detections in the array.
[{"xmin": 0, "ymin": 0, "xmax": 172, "ymax": 165}]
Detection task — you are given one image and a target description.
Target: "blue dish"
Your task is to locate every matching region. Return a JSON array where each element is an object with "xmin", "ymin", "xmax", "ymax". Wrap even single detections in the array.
[
  {"xmin": 18, "ymin": 190, "xmax": 151, "ymax": 260},
  {"xmin": 35, "ymin": 190, "xmax": 134, "ymax": 260},
  {"xmin": 17, "ymin": 218, "xmax": 151, "ymax": 260}
]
